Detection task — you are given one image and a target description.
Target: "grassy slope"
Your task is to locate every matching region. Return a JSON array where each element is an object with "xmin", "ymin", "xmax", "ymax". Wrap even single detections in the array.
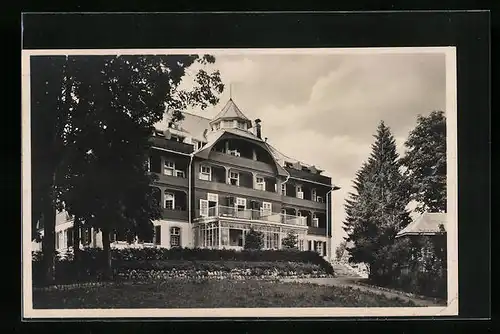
[{"xmin": 33, "ymin": 279, "xmax": 417, "ymax": 309}]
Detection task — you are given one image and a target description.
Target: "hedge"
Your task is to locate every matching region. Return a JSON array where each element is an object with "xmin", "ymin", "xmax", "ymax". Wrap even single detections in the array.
[{"xmin": 32, "ymin": 247, "xmax": 335, "ymax": 286}]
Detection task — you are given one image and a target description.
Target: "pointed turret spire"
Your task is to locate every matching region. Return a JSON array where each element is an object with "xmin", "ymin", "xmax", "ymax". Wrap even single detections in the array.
[{"xmin": 209, "ymin": 98, "xmax": 253, "ymax": 129}]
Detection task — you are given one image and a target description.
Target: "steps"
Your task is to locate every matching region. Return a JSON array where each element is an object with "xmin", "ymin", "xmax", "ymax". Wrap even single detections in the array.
[{"xmin": 331, "ymin": 262, "xmax": 362, "ymax": 278}]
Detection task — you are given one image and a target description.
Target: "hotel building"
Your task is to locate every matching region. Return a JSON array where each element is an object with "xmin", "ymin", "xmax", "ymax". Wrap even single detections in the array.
[{"xmin": 32, "ymin": 99, "xmax": 340, "ymax": 260}]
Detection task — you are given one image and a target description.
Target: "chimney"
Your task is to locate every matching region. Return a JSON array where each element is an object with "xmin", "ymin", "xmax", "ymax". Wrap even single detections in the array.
[{"xmin": 254, "ymin": 119, "xmax": 262, "ymax": 139}]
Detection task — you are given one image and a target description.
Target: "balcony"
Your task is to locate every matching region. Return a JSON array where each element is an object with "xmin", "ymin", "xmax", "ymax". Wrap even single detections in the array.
[
  {"xmin": 149, "ymin": 136, "xmax": 194, "ymax": 154},
  {"xmin": 162, "ymin": 208, "xmax": 189, "ymax": 222},
  {"xmin": 196, "ymin": 179, "xmax": 282, "ymax": 202},
  {"xmin": 197, "ymin": 205, "xmax": 308, "ymax": 227},
  {"xmin": 154, "ymin": 173, "xmax": 189, "ymax": 188},
  {"xmin": 284, "ymin": 166, "xmax": 332, "ymax": 185},
  {"xmin": 209, "ymin": 151, "xmax": 275, "ymax": 174},
  {"xmin": 281, "ymin": 195, "xmax": 327, "ymax": 210}
]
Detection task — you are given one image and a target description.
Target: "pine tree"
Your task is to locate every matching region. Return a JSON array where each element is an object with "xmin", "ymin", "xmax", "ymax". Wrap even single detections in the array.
[{"xmin": 344, "ymin": 121, "xmax": 412, "ymax": 284}]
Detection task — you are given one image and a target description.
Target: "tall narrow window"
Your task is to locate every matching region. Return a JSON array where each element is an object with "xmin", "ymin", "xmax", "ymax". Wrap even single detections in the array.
[
  {"xmin": 229, "ymin": 171, "xmax": 239, "ymax": 186},
  {"xmin": 200, "ymin": 199, "xmax": 209, "ymax": 217},
  {"xmin": 255, "ymin": 177, "xmax": 265, "ymax": 191},
  {"xmin": 164, "ymin": 192, "xmax": 175, "ymax": 210},
  {"xmin": 296, "ymin": 185, "xmax": 304, "ymax": 199},
  {"xmin": 170, "ymin": 227, "xmax": 181, "ymax": 248},
  {"xmin": 149, "ymin": 154, "xmax": 161, "ymax": 173},
  {"xmin": 261, "ymin": 202, "xmax": 272, "ymax": 216},
  {"xmin": 66, "ymin": 228, "xmax": 73, "ymax": 248},
  {"xmin": 281, "ymin": 183, "xmax": 286, "ymax": 196},
  {"xmin": 154, "ymin": 225, "xmax": 162, "ymax": 245},
  {"xmin": 311, "ymin": 189, "xmax": 317, "ymax": 202},
  {"xmin": 199, "ymin": 165, "xmax": 211, "ymax": 181},
  {"xmin": 164, "ymin": 161, "xmax": 175, "ymax": 176}
]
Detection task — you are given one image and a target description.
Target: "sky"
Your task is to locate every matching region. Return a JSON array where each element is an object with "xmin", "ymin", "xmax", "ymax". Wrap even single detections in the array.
[{"xmin": 180, "ymin": 50, "xmax": 447, "ymax": 251}]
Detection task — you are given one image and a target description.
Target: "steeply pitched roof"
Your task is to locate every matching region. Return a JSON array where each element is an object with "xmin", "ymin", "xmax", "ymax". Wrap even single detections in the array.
[
  {"xmin": 396, "ymin": 212, "xmax": 447, "ymax": 237},
  {"xmin": 154, "ymin": 112, "xmax": 211, "ymax": 142},
  {"xmin": 209, "ymin": 99, "xmax": 253, "ymax": 127}
]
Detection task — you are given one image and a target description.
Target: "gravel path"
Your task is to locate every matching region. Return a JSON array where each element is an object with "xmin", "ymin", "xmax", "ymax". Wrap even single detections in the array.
[{"xmin": 280, "ymin": 277, "xmax": 444, "ymax": 307}]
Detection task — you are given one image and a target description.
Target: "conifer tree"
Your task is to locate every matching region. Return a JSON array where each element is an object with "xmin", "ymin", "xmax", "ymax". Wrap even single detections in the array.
[{"xmin": 343, "ymin": 121, "xmax": 412, "ymax": 284}]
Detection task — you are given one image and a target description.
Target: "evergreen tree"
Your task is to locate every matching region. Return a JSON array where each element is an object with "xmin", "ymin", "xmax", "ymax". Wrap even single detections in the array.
[
  {"xmin": 281, "ymin": 231, "xmax": 298, "ymax": 249},
  {"xmin": 244, "ymin": 228, "xmax": 264, "ymax": 250},
  {"xmin": 344, "ymin": 121, "xmax": 412, "ymax": 284},
  {"xmin": 401, "ymin": 111, "xmax": 446, "ymax": 213}
]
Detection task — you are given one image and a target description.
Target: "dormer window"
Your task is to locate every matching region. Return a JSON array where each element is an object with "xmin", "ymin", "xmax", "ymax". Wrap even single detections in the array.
[{"xmin": 237, "ymin": 121, "xmax": 246, "ymax": 130}]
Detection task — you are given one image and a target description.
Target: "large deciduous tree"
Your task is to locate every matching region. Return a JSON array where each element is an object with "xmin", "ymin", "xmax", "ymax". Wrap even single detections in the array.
[
  {"xmin": 343, "ymin": 121, "xmax": 412, "ymax": 284},
  {"xmin": 31, "ymin": 54, "xmax": 224, "ymax": 283},
  {"xmin": 401, "ymin": 110, "xmax": 447, "ymax": 213}
]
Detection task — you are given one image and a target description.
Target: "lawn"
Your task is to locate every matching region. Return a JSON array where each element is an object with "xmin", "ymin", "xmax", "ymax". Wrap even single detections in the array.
[{"xmin": 33, "ymin": 278, "xmax": 418, "ymax": 308}]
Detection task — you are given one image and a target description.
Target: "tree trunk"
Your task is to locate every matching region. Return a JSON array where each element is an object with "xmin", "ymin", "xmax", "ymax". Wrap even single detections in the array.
[
  {"xmin": 101, "ymin": 227, "xmax": 112, "ymax": 280},
  {"xmin": 72, "ymin": 217, "xmax": 81, "ymax": 279},
  {"xmin": 41, "ymin": 198, "xmax": 56, "ymax": 285}
]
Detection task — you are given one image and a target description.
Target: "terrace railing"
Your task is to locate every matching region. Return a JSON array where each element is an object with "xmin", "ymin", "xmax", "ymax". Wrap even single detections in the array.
[{"xmin": 200, "ymin": 205, "xmax": 307, "ymax": 227}]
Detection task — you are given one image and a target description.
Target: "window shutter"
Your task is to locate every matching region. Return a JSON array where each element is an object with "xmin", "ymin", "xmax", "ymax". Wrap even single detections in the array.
[
  {"xmin": 323, "ymin": 242, "xmax": 327, "ymax": 257},
  {"xmin": 308, "ymin": 240, "xmax": 312, "ymax": 251},
  {"xmin": 155, "ymin": 225, "xmax": 162, "ymax": 245},
  {"xmin": 200, "ymin": 199, "xmax": 209, "ymax": 217}
]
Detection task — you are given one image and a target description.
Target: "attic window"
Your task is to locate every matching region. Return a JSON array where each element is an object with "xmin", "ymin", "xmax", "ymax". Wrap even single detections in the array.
[
  {"xmin": 235, "ymin": 121, "xmax": 246, "ymax": 130},
  {"xmin": 285, "ymin": 162, "xmax": 293, "ymax": 168},
  {"xmin": 155, "ymin": 130, "xmax": 165, "ymax": 137}
]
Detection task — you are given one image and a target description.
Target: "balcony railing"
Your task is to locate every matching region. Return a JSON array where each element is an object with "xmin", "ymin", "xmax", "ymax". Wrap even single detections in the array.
[{"xmin": 199, "ymin": 205, "xmax": 307, "ymax": 227}]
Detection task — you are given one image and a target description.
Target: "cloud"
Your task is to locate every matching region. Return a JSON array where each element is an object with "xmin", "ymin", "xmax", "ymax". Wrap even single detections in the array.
[{"xmin": 184, "ymin": 51, "xmax": 446, "ymax": 249}]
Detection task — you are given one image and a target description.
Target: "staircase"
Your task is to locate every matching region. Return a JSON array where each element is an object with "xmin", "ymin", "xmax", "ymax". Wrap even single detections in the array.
[{"xmin": 331, "ymin": 261, "xmax": 363, "ymax": 278}]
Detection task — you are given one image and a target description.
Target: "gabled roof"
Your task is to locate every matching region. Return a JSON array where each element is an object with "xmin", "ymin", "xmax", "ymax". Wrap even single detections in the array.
[
  {"xmin": 209, "ymin": 99, "xmax": 253, "ymax": 128},
  {"xmin": 396, "ymin": 212, "xmax": 447, "ymax": 237},
  {"xmin": 154, "ymin": 112, "xmax": 211, "ymax": 142}
]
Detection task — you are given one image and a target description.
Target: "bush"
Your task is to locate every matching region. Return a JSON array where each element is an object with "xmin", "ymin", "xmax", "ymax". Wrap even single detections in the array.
[{"xmin": 32, "ymin": 247, "xmax": 335, "ymax": 286}]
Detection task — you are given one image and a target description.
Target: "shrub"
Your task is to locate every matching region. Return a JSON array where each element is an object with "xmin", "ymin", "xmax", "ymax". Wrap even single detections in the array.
[
  {"xmin": 244, "ymin": 228, "xmax": 264, "ymax": 250},
  {"xmin": 31, "ymin": 247, "xmax": 335, "ymax": 286}
]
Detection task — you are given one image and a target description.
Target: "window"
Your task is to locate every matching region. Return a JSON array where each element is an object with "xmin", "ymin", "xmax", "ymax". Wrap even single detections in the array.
[
  {"xmin": 215, "ymin": 122, "xmax": 220, "ymax": 130},
  {"xmin": 199, "ymin": 165, "xmax": 211, "ymax": 181},
  {"xmin": 170, "ymin": 227, "xmax": 181, "ymax": 247},
  {"xmin": 149, "ymin": 155, "xmax": 161, "ymax": 173},
  {"xmin": 207, "ymin": 193, "xmax": 218, "ymax": 203},
  {"xmin": 236, "ymin": 197, "xmax": 246, "ymax": 210},
  {"xmin": 175, "ymin": 170, "xmax": 185, "ymax": 178},
  {"xmin": 298, "ymin": 239, "xmax": 304, "ymax": 251},
  {"xmin": 200, "ymin": 199, "xmax": 209, "ymax": 217},
  {"xmin": 164, "ymin": 161, "xmax": 175, "ymax": 176},
  {"xmin": 261, "ymin": 202, "xmax": 272, "ymax": 216},
  {"xmin": 296, "ymin": 185, "xmax": 304, "ymax": 199},
  {"xmin": 154, "ymin": 226, "xmax": 162, "ymax": 245},
  {"xmin": 311, "ymin": 189, "xmax": 317, "ymax": 202},
  {"xmin": 255, "ymin": 177, "xmax": 265, "ymax": 190},
  {"xmin": 281, "ymin": 183, "xmax": 286, "ymax": 196},
  {"xmin": 81, "ymin": 228, "xmax": 92, "ymax": 245},
  {"xmin": 164, "ymin": 192, "xmax": 175, "ymax": 210},
  {"xmin": 316, "ymin": 196, "xmax": 323, "ymax": 203},
  {"xmin": 197, "ymin": 141, "xmax": 205, "ymax": 150},
  {"xmin": 229, "ymin": 171, "xmax": 239, "ymax": 186},
  {"xmin": 315, "ymin": 241, "xmax": 323, "ymax": 255},
  {"xmin": 236, "ymin": 121, "xmax": 246, "ymax": 130},
  {"xmin": 228, "ymin": 149, "xmax": 240, "ymax": 157},
  {"xmin": 66, "ymin": 228, "xmax": 73, "ymax": 248},
  {"xmin": 312, "ymin": 216, "xmax": 319, "ymax": 228},
  {"xmin": 55, "ymin": 231, "xmax": 61, "ymax": 249}
]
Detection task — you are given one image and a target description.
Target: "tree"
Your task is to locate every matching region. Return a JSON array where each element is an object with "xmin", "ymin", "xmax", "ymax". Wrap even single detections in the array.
[
  {"xmin": 344, "ymin": 121, "xmax": 412, "ymax": 284},
  {"xmin": 31, "ymin": 54, "xmax": 224, "ymax": 282},
  {"xmin": 281, "ymin": 231, "xmax": 298, "ymax": 249},
  {"xmin": 244, "ymin": 228, "xmax": 264, "ymax": 250},
  {"xmin": 335, "ymin": 240, "xmax": 347, "ymax": 261},
  {"xmin": 401, "ymin": 110, "xmax": 446, "ymax": 213}
]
